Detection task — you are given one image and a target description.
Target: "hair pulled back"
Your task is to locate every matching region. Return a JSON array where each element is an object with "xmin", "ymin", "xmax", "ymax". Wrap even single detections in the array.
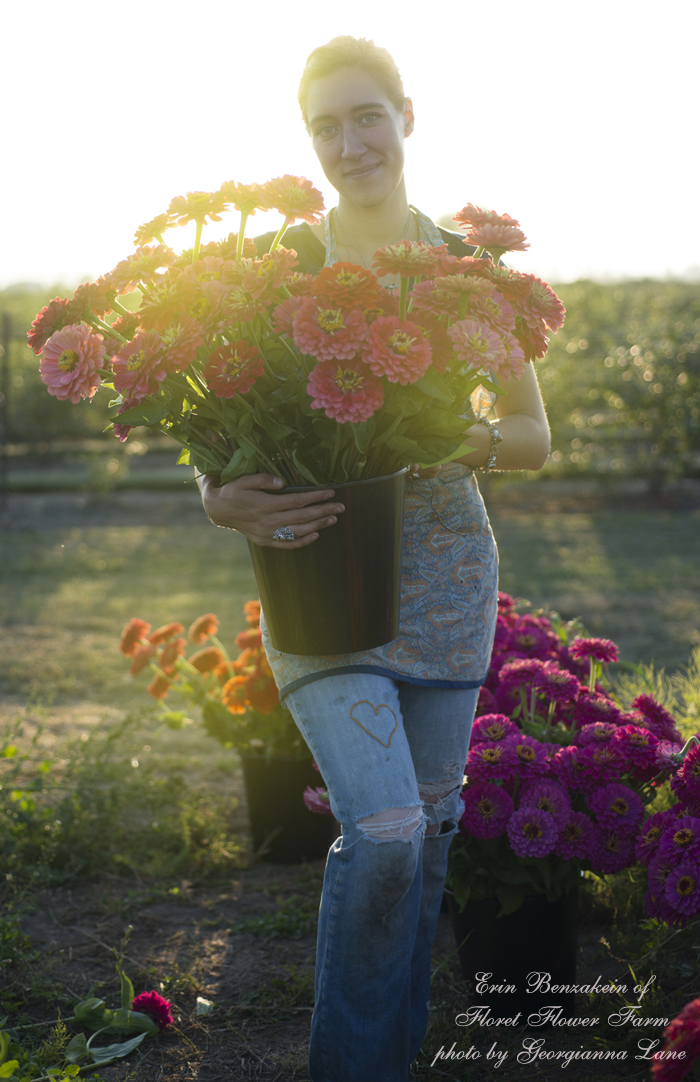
[{"xmin": 298, "ymin": 36, "xmax": 406, "ymax": 130}]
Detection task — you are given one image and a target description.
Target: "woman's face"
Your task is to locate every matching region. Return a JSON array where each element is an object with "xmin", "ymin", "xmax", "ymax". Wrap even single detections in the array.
[{"xmin": 305, "ymin": 66, "xmax": 413, "ymax": 209}]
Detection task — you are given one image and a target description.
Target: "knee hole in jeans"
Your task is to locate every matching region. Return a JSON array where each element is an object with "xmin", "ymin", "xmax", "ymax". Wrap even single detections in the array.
[
  {"xmin": 419, "ymin": 780, "xmax": 462, "ymax": 836},
  {"xmin": 357, "ymin": 805, "xmax": 424, "ymax": 842}
]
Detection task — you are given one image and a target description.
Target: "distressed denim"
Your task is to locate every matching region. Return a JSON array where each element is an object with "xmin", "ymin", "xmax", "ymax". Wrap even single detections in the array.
[{"xmin": 285, "ymin": 674, "xmax": 479, "ymax": 1082}]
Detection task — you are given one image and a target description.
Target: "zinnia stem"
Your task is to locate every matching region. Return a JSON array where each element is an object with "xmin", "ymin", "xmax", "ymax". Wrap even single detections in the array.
[
  {"xmin": 236, "ymin": 213, "xmax": 249, "ymax": 261},
  {"xmin": 269, "ymin": 216, "xmax": 292, "ymax": 254},
  {"xmin": 399, "ymin": 275, "xmax": 409, "ymax": 322},
  {"xmin": 193, "ymin": 219, "xmax": 204, "ymax": 262},
  {"xmin": 85, "ymin": 315, "xmax": 128, "ymax": 344},
  {"xmin": 329, "ymin": 424, "xmax": 343, "ymax": 479},
  {"xmin": 588, "ymin": 661, "xmax": 598, "ymax": 693},
  {"xmin": 109, "ymin": 298, "xmax": 132, "ymax": 319}
]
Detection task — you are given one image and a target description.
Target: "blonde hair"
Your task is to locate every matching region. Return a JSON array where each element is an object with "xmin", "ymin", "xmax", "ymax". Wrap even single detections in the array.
[{"xmin": 298, "ymin": 36, "xmax": 406, "ymax": 130}]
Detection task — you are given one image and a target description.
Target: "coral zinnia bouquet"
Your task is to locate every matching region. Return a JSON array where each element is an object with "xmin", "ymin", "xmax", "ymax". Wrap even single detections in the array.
[
  {"xmin": 28, "ymin": 183, "xmax": 565, "ymax": 485},
  {"xmin": 118, "ymin": 600, "xmax": 308, "ymax": 759}
]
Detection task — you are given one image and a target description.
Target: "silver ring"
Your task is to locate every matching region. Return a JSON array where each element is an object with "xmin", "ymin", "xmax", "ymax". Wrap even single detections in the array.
[{"xmin": 272, "ymin": 526, "xmax": 295, "ymax": 541}]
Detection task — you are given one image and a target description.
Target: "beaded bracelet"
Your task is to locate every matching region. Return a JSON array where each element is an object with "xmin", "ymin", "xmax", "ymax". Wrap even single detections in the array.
[{"xmin": 476, "ymin": 417, "xmax": 503, "ymax": 474}]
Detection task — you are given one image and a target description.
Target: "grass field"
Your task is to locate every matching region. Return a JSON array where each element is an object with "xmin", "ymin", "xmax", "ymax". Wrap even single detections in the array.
[{"xmin": 1, "ymin": 482, "xmax": 699, "ymax": 1081}]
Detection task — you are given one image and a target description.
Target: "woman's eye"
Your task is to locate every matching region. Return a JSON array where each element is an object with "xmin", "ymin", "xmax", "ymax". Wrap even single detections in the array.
[
  {"xmin": 316, "ymin": 125, "xmax": 336, "ymax": 138},
  {"xmin": 360, "ymin": 113, "xmax": 381, "ymax": 124}
]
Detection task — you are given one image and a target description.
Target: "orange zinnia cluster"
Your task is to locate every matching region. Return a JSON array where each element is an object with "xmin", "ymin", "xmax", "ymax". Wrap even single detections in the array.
[{"xmin": 221, "ymin": 603, "xmax": 279, "ymax": 716}]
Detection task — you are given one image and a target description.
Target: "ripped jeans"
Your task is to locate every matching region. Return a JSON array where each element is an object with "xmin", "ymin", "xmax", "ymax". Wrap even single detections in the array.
[{"xmin": 285, "ymin": 673, "xmax": 479, "ymax": 1082}]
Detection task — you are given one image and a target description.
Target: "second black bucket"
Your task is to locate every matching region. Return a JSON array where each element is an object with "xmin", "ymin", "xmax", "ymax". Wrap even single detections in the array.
[{"xmin": 247, "ymin": 468, "xmax": 407, "ymax": 656}]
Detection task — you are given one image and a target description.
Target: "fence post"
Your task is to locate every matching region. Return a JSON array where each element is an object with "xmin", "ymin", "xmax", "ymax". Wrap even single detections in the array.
[{"xmin": 0, "ymin": 312, "xmax": 10, "ymax": 513}]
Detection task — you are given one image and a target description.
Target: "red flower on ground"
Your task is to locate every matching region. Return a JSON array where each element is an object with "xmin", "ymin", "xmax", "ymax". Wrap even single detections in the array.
[
  {"xmin": 652, "ymin": 996, "xmax": 700, "ymax": 1081},
  {"xmin": 132, "ymin": 991, "xmax": 174, "ymax": 1031},
  {"xmin": 39, "ymin": 324, "xmax": 105, "ymax": 404},
  {"xmin": 120, "ymin": 618, "xmax": 151, "ymax": 656},
  {"xmin": 203, "ymin": 341, "xmax": 264, "ymax": 397},
  {"xmin": 148, "ymin": 623, "xmax": 185, "ymax": 647},
  {"xmin": 373, "ymin": 240, "xmax": 439, "ymax": 279},
  {"xmin": 363, "ymin": 316, "xmax": 432, "ymax": 384},
  {"xmin": 307, "ymin": 359, "xmax": 384, "ymax": 424},
  {"xmin": 28, "ymin": 298, "xmax": 71, "ymax": 355},
  {"xmin": 112, "ymin": 331, "xmax": 168, "ymax": 401},
  {"xmin": 261, "ymin": 175, "xmax": 325, "ymax": 223},
  {"xmin": 293, "ymin": 299, "xmax": 369, "ymax": 362}
]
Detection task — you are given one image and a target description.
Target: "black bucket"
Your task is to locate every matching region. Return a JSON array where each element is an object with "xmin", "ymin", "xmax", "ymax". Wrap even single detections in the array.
[
  {"xmin": 247, "ymin": 468, "xmax": 406, "ymax": 656},
  {"xmin": 240, "ymin": 754, "xmax": 339, "ymax": 863},
  {"xmin": 445, "ymin": 887, "xmax": 579, "ymax": 1020}
]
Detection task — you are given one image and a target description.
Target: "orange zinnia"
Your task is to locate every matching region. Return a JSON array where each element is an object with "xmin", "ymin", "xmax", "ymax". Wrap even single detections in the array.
[
  {"xmin": 188, "ymin": 613, "xmax": 220, "ymax": 644},
  {"xmin": 159, "ymin": 637, "xmax": 186, "ymax": 674},
  {"xmin": 148, "ymin": 673, "xmax": 171, "ymax": 700},
  {"xmin": 222, "ymin": 675, "xmax": 250, "ymax": 715},
  {"xmin": 120, "ymin": 618, "xmax": 151, "ymax": 657},
  {"xmin": 243, "ymin": 600, "xmax": 261, "ymax": 627},
  {"xmin": 129, "ymin": 642, "xmax": 156, "ymax": 676},
  {"xmin": 149, "ymin": 622, "xmax": 185, "ymax": 646},
  {"xmin": 246, "ymin": 673, "xmax": 280, "ymax": 715},
  {"xmin": 189, "ymin": 647, "xmax": 225, "ymax": 674},
  {"xmin": 235, "ymin": 628, "xmax": 263, "ymax": 650}
]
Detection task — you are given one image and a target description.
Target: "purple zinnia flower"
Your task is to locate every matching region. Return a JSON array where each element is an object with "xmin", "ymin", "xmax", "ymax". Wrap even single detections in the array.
[
  {"xmin": 672, "ymin": 745, "xmax": 700, "ymax": 804},
  {"xmin": 630, "ymin": 694, "xmax": 679, "ymax": 742},
  {"xmin": 132, "ymin": 990, "xmax": 174, "ymax": 1031},
  {"xmin": 571, "ymin": 691, "xmax": 623, "ymax": 728},
  {"xmin": 635, "ymin": 808, "xmax": 676, "ymax": 866},
  {"xmin": 643, "ymin": 885, "xmax": 679, "ymax": 925},
  {"xmin": 303, "ymin": 786, "xmax": 335, "ymax": 817},
  {"xmin": 556, "ymin": 811, "xmax": 594, "ymax": 860},
  {"xmin": 466, "ymin": 741, "xmax": 518, "ymax": 783},
  {"xmin": 508, "ymin": 615, "xmax": 554, "ymax": 660},
  {"xmin": 470, "ymin": 713, "xmax": 520, "ymax": 745},
  {"xmin": 506, "ymin": 806, "xmax": 558, "ymax": 858},
  {"xmin": 588, "ymin": 782, "xmax": 644, "ymax": 835},
  {"xmin": 577, "ymin": 722, "xmax": 619, "ymax": 747},
  {"xmin": 576, "ymin": 744, "xmax": 624, "ymax": 789},
  {"xmin": 612, "ymin": 724, "xmax": 659, "ymax": 770},
  {"xmin": 504, "ymin": 733, "xmax": 551, "ymax": 777},
  {"xmin": 459, "ymin": 782, "xmax": 513, "ymax": 840},
  {"xmin": 659, "ymin": 816, "xmax": 700, "ymax": 865},
  {"xmin": 532, "ymin": 665, "xmax": 581, "ymax": 705},
  {"xmin": 588, "ymin": 826, "xmax": 635, "ymax": 874},
  {"xmin": 664, "ymin": 862, "xmax": 700, "ymax": 916},
  {"xmin": 519, "ymin": 781, "xmax": 571, "ymax": 825},
  {"xmin": 496, "ymin": 657, "xmax": 551, "ymax": 696},
  {"xmin": 475, "ymin": 686, "xmax": 498, "ymax": 715},
  {"xmin": 569, "ymin": 637, "xmax": 619, "ymax": 664},
  {"xmin": 656, "ymin": 741, "xmax": 684, "ymax": 772},
  {"xmin": 551, "ymin": 745, "xmax": 590, "ymax": 793}
]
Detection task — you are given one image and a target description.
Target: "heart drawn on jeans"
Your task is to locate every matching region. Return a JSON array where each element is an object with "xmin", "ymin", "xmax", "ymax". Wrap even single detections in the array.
[{"xmin": 349, "ymin": 701, "xmax": 399, "ymax": 748}]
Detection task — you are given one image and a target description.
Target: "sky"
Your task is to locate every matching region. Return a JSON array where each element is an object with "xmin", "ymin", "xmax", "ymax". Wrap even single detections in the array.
[{"xmin": 2, "ymin": 0, "xmax": 699, "ymax": 289}]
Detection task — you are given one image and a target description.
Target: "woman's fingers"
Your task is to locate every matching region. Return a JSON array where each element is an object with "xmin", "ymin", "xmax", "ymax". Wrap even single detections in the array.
[{"xmin": 200, "ymin": 471, "xmax": 344, "ymax": 544}]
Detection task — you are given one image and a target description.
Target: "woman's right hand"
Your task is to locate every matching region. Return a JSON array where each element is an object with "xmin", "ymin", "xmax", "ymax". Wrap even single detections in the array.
[{"xmin": 198, "ymin": 473, "xmax": 345, "ymax": 549}]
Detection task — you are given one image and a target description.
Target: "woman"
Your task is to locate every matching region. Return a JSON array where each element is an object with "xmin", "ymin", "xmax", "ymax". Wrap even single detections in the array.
[{"xmin": 199, "ymin": 36, "xmax": 550, "ymax": 1082}]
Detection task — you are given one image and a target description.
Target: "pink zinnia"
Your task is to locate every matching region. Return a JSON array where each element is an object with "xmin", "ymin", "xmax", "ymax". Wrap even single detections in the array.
[
  {"xmin": 571, "ymin": 691, "xmax": 623, "ymax": 728},
  {"xmin": 470, "ymin": 714, "xmax": 520, "ymax": 744},
  {"xmin": 514, "ymin": 273, "xmax": 566, "ymax": 333},
  {"xmin": 672, "ymin": 746, "xmax": 700, "ymax": 803},
  {"xmin": 459, "ymin": 782, "xmax": 513, "ymax": 840},
  {"xmin": 448, "ymin": 319, "xmax": 506, "ymax": 371},
  {"xmin": 160, "ymin": 318, "xmax": 204, "ymax": 373},
  {"xmin": 631, "ymin": 694, "xmax": 681, "ymax": 742},
  {"xmin": 551, "ymin": 745, "xmax": 590, "ymax": 793},
  {"xmin": 112, "ymin": 331, "xmax": 167, "ymax": 400},
  {"xmin": 109, "ymin": 245, "xmax": 175, "ymax": 295},
  {"xmin": 203, "ymin": 341, "xmax": 264, "ymax": 398},
  {"xmin": 577, "ymin": 722, "xmax": 619, "ymax": 747},
  {"xmin": 556, "ymin": 811, "xmax": 594, "ymax": 860},
  {"xmin": 261, "ymin": 175, "xmax": 325, "ymax": 224},
  {"xmin": 506, "ymin": 806, "xmax": 558, "ymax": 858},
  {"xmin": 635, "ymin": 809, "xmax": 677, "ymax": 866},
  {"xmin": 466, "ymin": 741, "xmax": 518, "ymax": 783},
  {"xmin": 577, "ymin": 743, "xmax": 624, "ymax": 787},
  {"xmin": 131, "ymin": 990, "xmax": 174, "ymax": 1031},
  {"xmin": 568, "ymin": 637, "xmax": 619, "ymax": 664},
  {"xmin": 612, "ymin": 724, "xmax": 658, "ymax": 770},
  {"xmin": 303, "ymin": 786, "xmax": 334, "ymax": 817},
  {"xmin": 307, "ymin": 359, "xmax": 384, "ymax": 424},
  {"xmin": 39, "ymin": 324, "xmax": 104, "ymax": 404},
  {"xmin": 508, "ymin": 616, "xmax": 553, "ymax": 660},
  {"xmin": 271, "ymin": 295, "xmax": 304, "ymax": 335},
  {"xmin": 496, "ymin": 657, "xmax": 551, "ymax": 696},
  {"xmin": 489, "ymin": 331, "xmax": 527, "ymax": 383},
  {"xmin": 504, "ymin": 733, "xmax": 551, "ymax": 777},
  {"xmin": 657, "ymin": 741, "xmax": 684, "ymax": 772},
  {"xmin": 652, "ymin": 997, "xmax": 700, "ymax": 1081},
  {"xmin": 373, "ymin": 240, "xmax": 439, "ymax": 279},
  {"xmin": 28, "ymin": 297, "xmax": 70, "ymax": 355},
  {"xmin": 363, "ymin": 316, "xmax": 432, "ymax": 385},
  {"xmin": 453, "ymin": 205, "xmax": 522, "ymax": 232},
  {"xmin": 588, "ymin": 782, "xmax": 644, "ymax": 835},
  {"xmin": 462, "ymin": 222, "xmax": 530, "ymax": 261},
  {"xmin": 532, "ymin": 665, "xmax": 580, "ymax": 705},
  {"xmin": 293, "ymin": 299, "xmax": 368, "ymax": 362}
]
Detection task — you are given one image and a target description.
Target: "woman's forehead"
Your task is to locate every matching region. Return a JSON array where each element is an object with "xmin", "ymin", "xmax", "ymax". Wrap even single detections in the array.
[{"xmin": 305, "ymin": 67, "xmax": 396, "ymax": 125}]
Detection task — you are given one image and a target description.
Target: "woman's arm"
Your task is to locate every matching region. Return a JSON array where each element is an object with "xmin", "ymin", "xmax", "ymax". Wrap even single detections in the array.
[
  {"xmin": 196, "ymin": 471, "xmax": 346, "ymax": 550},
  {"xmin": 457, "ymin": 361, "xmax": 550, "ymax": 472}
]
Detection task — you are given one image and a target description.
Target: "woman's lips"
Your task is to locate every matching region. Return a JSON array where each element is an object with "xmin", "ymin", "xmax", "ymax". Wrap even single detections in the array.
[{"xmin": 344, "ymin": 163, "xmax": 380, "ymax": 178}]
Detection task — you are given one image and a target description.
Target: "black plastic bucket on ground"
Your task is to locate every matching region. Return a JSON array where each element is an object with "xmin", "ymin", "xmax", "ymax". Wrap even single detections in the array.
[
  {"xmin": 247, "ymin": 468, "xmax": 406, "ymax": 656},
  {"xmin": 240, "ymin": 754, "xmax": 339, "ymax": 863},
  {"xmin": 445, "ymin": 887, "xmax": 579, "ymax": 1020}
]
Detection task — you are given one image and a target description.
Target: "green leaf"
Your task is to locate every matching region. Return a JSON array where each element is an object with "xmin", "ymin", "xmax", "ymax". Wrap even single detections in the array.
[
  {"xmin": 1, "ymin": 746, "xmax": 17, "ymax": 758},
  {"xmin": 106, "ymin": 1008, "xmax": 159, "ymax": 1036},
  {"xmin": 64, "ymin": 1034, "xmax": 89, "ymax": 1065},
  {"xmin": 120, "ymin": 968, "xmax": 135, "ymax": 1010},
  {"xmin": 0, "ymin": 1061, "xmax": 19, "ymax": 1078},
  {"xmin": 73, "ymin": 997, "xmax": 107, "ymax": 1026},
  {"xmin": 176, "ymin": 447, "xmax": 190, "ymax": 465},
  {"xmin": 220, "ymin": 446, "xmax": 256, "ymax": 482},
  {"xmin": 111, "ymin": 401, "xmax": 168, "ymax": 427},
  {"xmin": 495, "ymin": 885, "xmax": 526, "ymax": 917},
  {"xmin": 350, "ymin": 418, "xmax": 375, "ymax": 453},
  {"xmin": 384, "ymin": 433, "xmax": 423, "ymax": 455},
  {"xmin": 413, "ymin": 369, "xmax": 454, "ymax": 403},
  {"xmin": 158, "ymin": 711, "xmax": 190, "ymax": 730},
  {"xmin": 292, "ymin": 449, "xmax": 321, "ymax": 486},
  {"xmin": 417, "ymin": 440, "xmax": 476, "ymax": 469},
  {"xmin": 89, "ymin": 1032, "xmax": 147, "ymax": 1066},
  {"xmin": 258, "ymin": 416, "xmax": 294, "ymax": 440}
]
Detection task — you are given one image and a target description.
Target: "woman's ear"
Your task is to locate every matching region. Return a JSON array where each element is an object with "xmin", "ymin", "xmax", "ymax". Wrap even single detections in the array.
[{"xmin": 403, "ymin": 98, "xmax": 415, "ymax": 138}]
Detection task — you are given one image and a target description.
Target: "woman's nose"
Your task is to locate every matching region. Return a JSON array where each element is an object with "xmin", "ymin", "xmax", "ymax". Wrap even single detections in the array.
[{"xmin": 340, "ymin": 124, "xmax": 367, "ymax": 159}]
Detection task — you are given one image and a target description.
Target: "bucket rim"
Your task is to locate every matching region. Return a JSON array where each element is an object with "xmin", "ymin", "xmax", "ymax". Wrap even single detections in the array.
[{"xmin": 267, "ymin": 466, "xmax": 408, "ymax": 496}]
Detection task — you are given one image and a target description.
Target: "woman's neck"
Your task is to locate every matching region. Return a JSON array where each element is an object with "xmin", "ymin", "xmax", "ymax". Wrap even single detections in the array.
[{"xmin": 309, "ymin": 182, "xmax": 417, "ymax": 268}]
